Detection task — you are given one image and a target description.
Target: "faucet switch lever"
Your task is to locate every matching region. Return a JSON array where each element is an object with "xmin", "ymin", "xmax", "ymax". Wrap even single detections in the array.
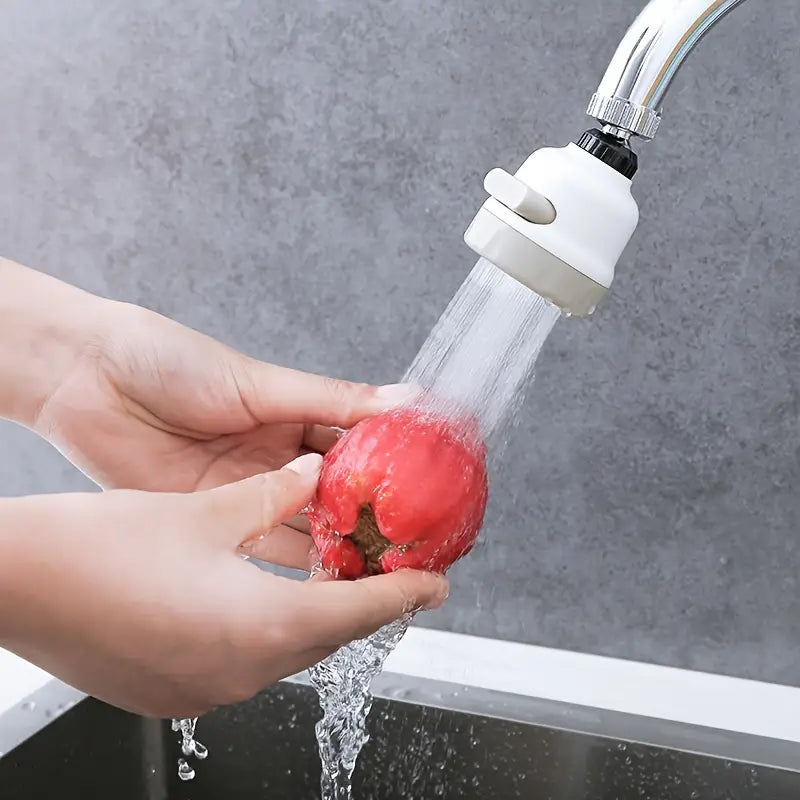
[{"xmin": 483, "ymin": 168, "xmax": 556, "ymax": 225}]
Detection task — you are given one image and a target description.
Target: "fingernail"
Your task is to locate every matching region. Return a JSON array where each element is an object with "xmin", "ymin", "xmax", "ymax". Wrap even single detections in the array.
[
  {"xmin": 423, "ymin": 575, "xmax": 450, "ymax": 610},
  {"xmin": 285, "ymin": 452, "xmax": 323, "ymax": 478},
  {"xmin": 374, "ymin": 383, "xmax": 420, "ymax": 407}
]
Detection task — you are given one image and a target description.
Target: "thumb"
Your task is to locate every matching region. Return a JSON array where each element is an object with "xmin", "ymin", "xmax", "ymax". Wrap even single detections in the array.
[
  {"xmin": 299, "ymin": 570, "xmax": 450, "ymax": 647},
  {"xmin": 200, "ymin": 453, "xmax": 322, "ymax": 547}
]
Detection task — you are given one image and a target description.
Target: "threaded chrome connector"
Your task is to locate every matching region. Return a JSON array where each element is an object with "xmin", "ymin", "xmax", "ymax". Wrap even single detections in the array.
[{"xmin": 586, "ymin": 93, "xmax": 661, "ymax": 140}]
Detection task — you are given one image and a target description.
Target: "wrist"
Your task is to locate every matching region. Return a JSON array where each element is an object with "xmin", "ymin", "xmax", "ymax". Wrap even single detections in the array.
[
  {"xmin": 0, "ymin": 496, "xmax": 39, "ymax": 643},
  {"xmin": 0, "ymin": 258, "xmax": 110, "ymax": 428},
  {"xmin": 0, "ymin": 492, "xmax": 90, "ymax": 647}
]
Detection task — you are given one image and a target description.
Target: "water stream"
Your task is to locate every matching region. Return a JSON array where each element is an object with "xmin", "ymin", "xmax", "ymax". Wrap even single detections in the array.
[
  {"xmin": 171, "ymin": 258, "xmax": 561, "ymax": 789},
  {"xmin": 309, "ymin": 616, "xmax": 411, "ymax": 799},
  {"xmin": 309, "ymin": 258, "xmax": 561, "ymax": 798},
  {"xmin": 171, "ymin": 716, "xmax": 207, "ymax": 780}
]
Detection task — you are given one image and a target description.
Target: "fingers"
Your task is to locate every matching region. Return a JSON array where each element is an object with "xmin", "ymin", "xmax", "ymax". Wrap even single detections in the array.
[
  {"xmin": 239, "ymin": 524, "xmax": 317, "ymax": 571},
  {"xmin": 298, "ymin": 570, "xmax": 450, "ymax": 647},
  {"xmin": 237, "ymin": 359, "xmax": 417, "ymax": 428},
  {"xmin": 200, "ymin": 453, "xmax": 322, "ymax": 547},
  {"xmin": 302, "ymin": 424, "xmax": 342, "ymax": 454},
  {"xmin": 283, "ymin": 513, "xmax": 310, "ymax": 534}
]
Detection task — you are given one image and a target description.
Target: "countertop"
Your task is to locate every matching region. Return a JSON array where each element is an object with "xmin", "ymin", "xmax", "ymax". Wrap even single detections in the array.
[
  {"xmin": 3, "ymin": 629, "xmax": 800, "ymax": 758},
  {"xmin": 0, "ymin": 649, "xmax": 50, "ymax": 717}
]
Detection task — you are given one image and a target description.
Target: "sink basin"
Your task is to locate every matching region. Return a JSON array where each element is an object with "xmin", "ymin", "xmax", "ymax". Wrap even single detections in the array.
[{"xmin": 2, "ymin": 671, "xmax": 799, "ymax": 799}]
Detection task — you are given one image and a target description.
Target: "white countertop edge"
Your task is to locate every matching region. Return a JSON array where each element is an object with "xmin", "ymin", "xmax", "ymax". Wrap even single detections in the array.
[
  {"xmin": 386, "ymin": 628, "xmax": 800, "ymax": 744},
  {"xmin": 0, "ymin": 649, "xmax": 51, "ymax": 717},
  {"xmin": 3, "ymin": 627, "xmax": 800, "ymax": 744}
]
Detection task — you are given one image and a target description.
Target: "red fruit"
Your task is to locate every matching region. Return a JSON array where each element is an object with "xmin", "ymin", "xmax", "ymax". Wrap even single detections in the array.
[{"xmin": 307, "ymin": 408, "xmax": 488, "ymax": 579}]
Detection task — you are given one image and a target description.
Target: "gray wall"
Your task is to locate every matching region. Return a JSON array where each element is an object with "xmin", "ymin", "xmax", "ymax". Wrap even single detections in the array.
[{"xmin": 1, "ymin": 0, "xmax": 799, "ymax": 684}]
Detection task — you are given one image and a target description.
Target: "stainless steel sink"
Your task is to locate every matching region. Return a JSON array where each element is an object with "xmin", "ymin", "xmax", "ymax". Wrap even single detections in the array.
[{"xmin": 2, "ymin": 671, "xmax": 799, "ymax": 798}]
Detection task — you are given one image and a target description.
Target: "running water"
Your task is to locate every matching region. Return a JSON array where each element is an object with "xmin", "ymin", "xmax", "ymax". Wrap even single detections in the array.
[
  {"xmin": 402, "ymin": 258, "xmax": 560, "ymax": 442},
  {"xmin": 171, "ymin": 716, "xmax": 207, "ymax": 780},
  {"xmin": 310, "ymin": 258, "xmax": 561, "ymax": 799},
  {"xmin": 309, "ymin": 616, "xmax": 410, "ymax": 800}
]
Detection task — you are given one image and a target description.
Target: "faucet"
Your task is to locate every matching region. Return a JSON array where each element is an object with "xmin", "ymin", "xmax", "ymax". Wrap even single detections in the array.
[{"xmin": 464, "ymin": 0, "xmax": 750, "ymax": 316}]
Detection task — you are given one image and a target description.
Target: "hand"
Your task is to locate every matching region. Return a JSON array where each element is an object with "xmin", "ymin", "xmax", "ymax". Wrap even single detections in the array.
[
  {"xmin": 35, "ymin": 299, "xmax": 412, "ymax": 492},
  {"xmin": 0, "ymin": 258, "xmax": 412, "ymax": 492},
  {"xmin": 0, "ymin": 454, "xmax": 448, "ymax": 718}
]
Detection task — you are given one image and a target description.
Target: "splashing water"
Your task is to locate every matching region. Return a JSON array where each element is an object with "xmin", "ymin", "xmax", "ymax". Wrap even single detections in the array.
[
  {"xmin": 309, "ymin": 616, "xmax": 410, "ymax": 799},
  {"xmin": 310, "ymin": 258, "xmax": 561, "ymax": 798},
  {"xmin": 171, "ymin": 716, "xmax": 207, "ymax": 780},
  {"xmin": 177, "ymin": 759, "xmax": 196, "ymax": 782}
]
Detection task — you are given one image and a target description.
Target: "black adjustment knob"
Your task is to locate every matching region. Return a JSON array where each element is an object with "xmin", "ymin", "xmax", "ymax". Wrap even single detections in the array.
[{"xmin": 576, "ymin": 128, "xmax": 638, "ymax": 179}]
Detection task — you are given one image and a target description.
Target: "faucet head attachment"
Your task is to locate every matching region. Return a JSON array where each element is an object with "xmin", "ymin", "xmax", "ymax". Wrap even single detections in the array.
[{"xmin": 464, "ymin": 136, "xmax": 639, "ymax": 317}]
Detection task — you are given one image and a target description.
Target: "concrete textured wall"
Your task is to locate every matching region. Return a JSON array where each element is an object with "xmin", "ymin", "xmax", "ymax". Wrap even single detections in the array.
[{"xmin": 1, "ymin": 0, "xmax": 798, "ymax": 683}]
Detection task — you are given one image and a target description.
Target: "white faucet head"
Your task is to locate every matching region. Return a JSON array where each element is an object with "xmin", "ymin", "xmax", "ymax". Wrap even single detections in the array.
[
  {"xmin": 464, "ymin": 0, "xmax": 751, "ymax": 316},
  {"xmin": 464, "ymin": 134, "xmax": 639, "ymax": 317}
]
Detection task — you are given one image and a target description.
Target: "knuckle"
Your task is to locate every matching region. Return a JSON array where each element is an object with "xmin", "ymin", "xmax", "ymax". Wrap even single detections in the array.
[
  {"xmin": 391, "ymin": 582, "xmax": 414, "ymax": 615},
  {"xmin": 368, "ymin": 573, "xmax": 406, "ymax": 608},
  {"xmin": 253, "ymin": 472, "xmax": 277, "ymax": 529},
  {"xmin": 234, "ymin": 594, "xmax": 301, "ymax": 652},
  {"xmin": 238, "ymin": 471, "xmax": 288, "ymax": 532},
  {"xmin": 342, "ymin": 581, "xmax": 389, "ymax": 641},
  {"xmin": 322, "ymin": 377, "xmax": 375, "ymax": 424},
  {"xmin": 261, "ymin": 612, "xmax": 303, "ymax": 652}
]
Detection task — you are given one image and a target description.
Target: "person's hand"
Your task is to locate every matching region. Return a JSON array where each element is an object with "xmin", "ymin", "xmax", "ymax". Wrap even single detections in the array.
[
  {"xmin": 0, "ymin": 454, "xmax": 448, "ymax": 718},
  {"xmin": 0, "ymin": 257, "xmax": 412, "ymax": 493},
  {"xmin": 37, "ymin": 298, "xmax": 412, "ymax": 492}
]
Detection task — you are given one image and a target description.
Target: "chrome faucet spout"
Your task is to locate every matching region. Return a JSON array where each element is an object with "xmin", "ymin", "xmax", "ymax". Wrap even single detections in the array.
[{"xmin": 587, "ymin": 0, "xmax": 750, "ymax": 140}]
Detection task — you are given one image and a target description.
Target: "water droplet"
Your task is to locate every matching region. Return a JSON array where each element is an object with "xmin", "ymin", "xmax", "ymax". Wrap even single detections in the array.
[
  {"xmin": 177, "ymin": 759, "xmax": 195, "ymax": 781},
  {"xmin": 21, "ymin": 700, "xmax": 36, "ymax": 711},
  {"xmin": 174, "ymin": 717, "xmax": 205, "ymax": 775},
  {"xmin": 193, "ymin": 741, "xmax": 209, "ymax": 760}
]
